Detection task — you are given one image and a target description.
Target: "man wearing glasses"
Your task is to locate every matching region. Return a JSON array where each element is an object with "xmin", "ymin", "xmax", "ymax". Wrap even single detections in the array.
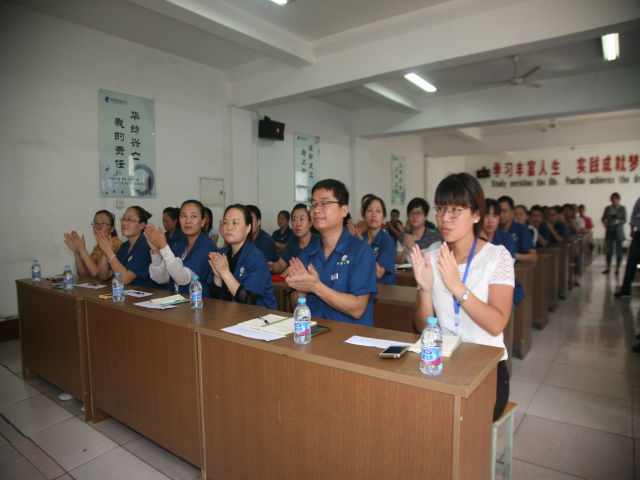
[
  {"xmin": 395, "ymin": 198, "xmax": 442, "ymax": 265},
  {"xmin": 286, "ymin": 179, "xmax": 378, "ymax": 326}
]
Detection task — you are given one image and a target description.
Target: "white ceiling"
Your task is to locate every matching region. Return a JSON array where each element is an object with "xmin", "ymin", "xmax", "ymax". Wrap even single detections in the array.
[{"xmin": 8, "ymin": 0, "xmax": 640, "ymax": 147}]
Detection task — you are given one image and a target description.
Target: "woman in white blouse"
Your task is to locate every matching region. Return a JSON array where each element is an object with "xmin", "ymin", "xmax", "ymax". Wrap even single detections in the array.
[
  {"xmin": 146, "ymin": 200, "xmax": 218, "ymax": 296},
  {"xmin": 411, "ymin": 173, "xmax": 514, "ymax": 421}
]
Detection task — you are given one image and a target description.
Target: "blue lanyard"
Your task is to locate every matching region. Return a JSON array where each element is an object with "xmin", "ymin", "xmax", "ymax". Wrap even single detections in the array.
[{"xmin": 452, "ymin": 237, "xmax": 477, "ymax": 328}]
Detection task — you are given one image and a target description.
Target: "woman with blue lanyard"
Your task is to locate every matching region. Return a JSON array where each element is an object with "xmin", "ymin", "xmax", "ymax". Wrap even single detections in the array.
[
  {"xmin": 411, "ymin": 173, "xmax": 514, "ymax": 421},
  {"xmin": 146, "ymin": 200, "xmax": 218, "ymax": 297},
  {"xmin": 208, "ymin": 204, "xmax": 277, "ymax": 309},
  {"xmin": 97, "ymin": 206, "xmax": 163, "ymax": 289},
  {"xmin": 163, "ymin": 206, "xmax": 186, "ymax": 251},
  {"xmin": 361, "ymin": 196, "xmax": 396, "ymax": 285}
]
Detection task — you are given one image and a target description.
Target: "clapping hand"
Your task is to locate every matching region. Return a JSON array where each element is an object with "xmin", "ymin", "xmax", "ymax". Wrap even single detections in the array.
[
  {"xmin": 410, "ymin": 244, "xmax": 433, "ymax": 292},
  {"xmin": 436, "ymin": 242, "xmax": 464, "ymax": 295},
  {"xmin": 143, "ymin": 224, "xmax": 167, "ymax": 253},
  {"xmin": 208, "ymin": 252, "xmax": 229, "ymax": 278},
  {"xmin": 95, "ymin": 230, "xmax": 114, "ymax": 257},
  {"xmin": 285, "ymin": 258, "xmax": 320, "ymax": 292}
]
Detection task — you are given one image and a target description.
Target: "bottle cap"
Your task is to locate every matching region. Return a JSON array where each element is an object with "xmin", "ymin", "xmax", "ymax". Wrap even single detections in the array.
[
  {"xmin": 34, "ymin": 260, "xmax": 38, "ymax": 262},
  {"xmin": 115, "ymin": 273, "xmax": 120, "ymax": 276},
  {"xmin": 427, "ymin": 317, "xmax": 438, "ymax": 324},
  {"xmin": 298, "ymin": 298, "xmax": 306, "ymax": 303},
  {"xmin": 65, "ymin": 265, "xmax": 70, "ymax": 268},
  {"xmin": 193, "ymin": 275, "xmax": 199, "ymax": 280}
]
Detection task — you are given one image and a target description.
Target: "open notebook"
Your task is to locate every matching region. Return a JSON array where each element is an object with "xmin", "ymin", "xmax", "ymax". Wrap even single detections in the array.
[
  {"xmin": 408, "ymin": 335, "xmax": 462, "ymax": 357},
  {"xmin": 239, "ymin": 314, "xmax": 317, "ymax": 336}
]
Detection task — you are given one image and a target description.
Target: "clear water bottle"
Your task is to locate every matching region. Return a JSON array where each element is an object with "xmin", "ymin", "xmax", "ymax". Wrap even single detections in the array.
[
  {"xmin": 112, "ymin": 273, "xmax": 125, "ymax": 302},
  {"xmin": 63, "ymin": 265, "xmax": 74, "ymax": 290},
  {"xmin": 293, "ymin": 297, "xmax": 311, "ymax": 345},
  {"xmin": 31, "ymin": 260, "xmax": 41, "ymax": 282},
  {"xmin": 420, "ymin": 317, "xmax": 443, "ymax": 375},
  {"xmin": 190, "ymin": 276, "xmax": 203, "ymax": 309}
]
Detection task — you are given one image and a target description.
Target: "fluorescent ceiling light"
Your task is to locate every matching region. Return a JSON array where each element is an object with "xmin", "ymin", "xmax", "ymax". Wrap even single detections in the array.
[
  {"xmin": 404, "ymin": 73, "xmax": 437, "ymax": 92},
  {"xmin": 270, "ymin": 0, "xmax": 289, "ymax": 5},
  {"xmin": 601, "ymin": 33, "xmax": 619, "ymax": 61}
]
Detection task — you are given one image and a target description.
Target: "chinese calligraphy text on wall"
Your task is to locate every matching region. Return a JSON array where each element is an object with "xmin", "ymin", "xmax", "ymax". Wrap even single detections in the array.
[
  {"xmin": 294, "ymin": 132, "xmax": 321, "ymax": 202},
  {"xmin": 391, "ymin": 154, "xmax": 406, "ymax": 205}
]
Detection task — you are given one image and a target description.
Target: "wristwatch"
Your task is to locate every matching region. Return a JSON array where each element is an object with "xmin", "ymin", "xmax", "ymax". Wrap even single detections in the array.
[{"xmin": 458, "ymin": 289, "xmax": 470, "ymax": 305}]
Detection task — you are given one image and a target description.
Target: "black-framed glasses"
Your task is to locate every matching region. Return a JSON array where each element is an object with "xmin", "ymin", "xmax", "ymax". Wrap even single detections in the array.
[
  {"xmin": 91, "ymin": 222, "xmax": 112, "ymax": 228},
  {"xmin": 307, "ymin": 201, "xmax": 343, "ymax": 211},
  {"xmin": 120, "ymin": 217, "xmax": 141, "ymax": 224},
  {"xmin": 433, "ymin": 206, "xmax": 470, "ymax": 218},
  {"xmin": 408, "ymin": 211, "xmax": 425, "ymax": 217}
]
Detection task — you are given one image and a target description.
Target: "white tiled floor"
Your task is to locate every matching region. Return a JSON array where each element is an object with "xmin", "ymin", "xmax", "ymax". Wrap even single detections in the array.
[{"xmin": 0, "ymin": 257, "xmax": 638, "ymax": 479}]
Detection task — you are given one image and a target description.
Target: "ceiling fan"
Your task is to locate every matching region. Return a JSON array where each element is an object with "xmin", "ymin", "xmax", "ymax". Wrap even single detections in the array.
[{"xmin": 475, "ymin": 56, "xmax": 542, "ymax": 88}]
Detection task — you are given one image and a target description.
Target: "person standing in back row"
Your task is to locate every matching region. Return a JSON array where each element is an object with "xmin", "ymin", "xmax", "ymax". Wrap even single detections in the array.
[
  {"xmin": 602, "ymin": 193, "xmax": 627, "ymax": 275},
  {"xmin": 616, "ymin": 196, "xmax": 640, "ymax": 299}
]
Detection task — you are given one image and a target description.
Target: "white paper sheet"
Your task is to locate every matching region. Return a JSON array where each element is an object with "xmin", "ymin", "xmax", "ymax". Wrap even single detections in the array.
[
  {"xmin": 239, "ymin": 315, "xmax": 317, "ymax": 336},
  {"xmin": 76, "ymin": 283, "xmax": 109, "ymax": 289},
  {"xmin": 133, "ymin": 301, "xmax": 178, "ymax": 310},
  {"xmin": 125, "ymin": 290, "xmax": 154, "ymax": 297},
  {"xmin": 344, "ymin": 336, "xmax": 412, "ymax": 349},
  {"xmin": 395, "ymin": 263, "xmax": 412, "ymax": 269},
  {"xmin": 408, "ymin": 335, "xmax": 462, "ymax": 357},
  {"xmin": 150, "ymin": 294, "xmax": 184, "ymax": 305},
  {"xmin": 221, "ymin": 325, "xmax": 285, "ymax": 342}
]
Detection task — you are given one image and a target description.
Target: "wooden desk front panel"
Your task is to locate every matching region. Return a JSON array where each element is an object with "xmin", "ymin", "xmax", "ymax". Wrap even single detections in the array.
[
  {"xmin": 86, "ymin": 303, "xmax": 201, "ymax": 468},
  {"xmin": 395, "ymin": 270, "xmax": 417, "ymax": 288},
  {"xmin": 16, "ymin": 282, "xmax": 87, "ymax": 402},
  {"xmin": 374, "ymin": 284, "xmax": 419, "ymax": 334},
  {"xmin": 533, "ymin": 253, "xmax": 551, "ymax": 329},
  {"xmin": 544, "ymin": 249, "xmax": 559, "ymax": 311},
  {"xmin": 513, "ymin": 264, "xmax": 536, "ymax": 359},
  {"xmin": 201, "ymin": 335, "xmax": 457, "ymax": 480}
]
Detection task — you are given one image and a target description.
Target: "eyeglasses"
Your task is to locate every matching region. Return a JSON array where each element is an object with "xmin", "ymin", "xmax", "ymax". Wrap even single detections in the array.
[
  {"xmin": 120, "ymin": 217, "xmax": 141, "ymax": 224},
  {"xmin": 408, "ymin": 211, "xmax": 425, "ymax": 217},
  {"xmin": 433, "ymin": 206, "xmax": 470, "ymax": 218},
  {"xmin": 91, "ymin": 222, "xmax": 112, "ymax": 228},
  {"xmin": 307, "ymin": 201, "xmax": 342, "ymax": 211}
]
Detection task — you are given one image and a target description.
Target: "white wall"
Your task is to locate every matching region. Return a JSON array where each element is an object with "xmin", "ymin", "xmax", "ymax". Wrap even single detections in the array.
[
  {"xmin": 425, "ymin": 156, "xmax": 468, "ymax": 206},
  {"xmin": 0, "ymin": 5, "xmax": 229, "ymax": 314},
  {"xmin": 464, "ymin": 140, "xmax": 640, "ymax": 239}
]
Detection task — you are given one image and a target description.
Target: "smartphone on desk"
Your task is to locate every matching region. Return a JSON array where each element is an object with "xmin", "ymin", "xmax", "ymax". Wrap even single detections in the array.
[
  {"xmin": 379, "ymin": 345, "xmax": 409, "ymax": 359},
  {"xmin": 310, "ymin": 325, "xmax": 331, "ymax": 337}
]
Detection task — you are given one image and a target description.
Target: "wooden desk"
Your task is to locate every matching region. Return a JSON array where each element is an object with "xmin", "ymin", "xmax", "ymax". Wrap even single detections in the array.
[
  {"xmin": 196, "ymin": 315, "xmax": 503, "ymax": 480},
  {"xmin": 373, "ymin": 284, "xmax": 419, "ymax": 334},
  {"xmin": 542, "ymin": 248, "xmax": 559, "ymax": 311},
  {"xmin": 16, "ymin": 277, "xmax": 102, "ymax": 422},
  {"xmin": 83, "ymin": 292, "xmax": 265, "ymax": 469},
  {"xmin": 395, "ymin": 269, "xmax": 417, "ymax": 288},
  {"xmin": 548, "ymin": 243, "xmax": 570, "ymax": 300},
  {"xmin": 272, "ymin": 281, "xmax": 291, "ymax": 313},
  {"xmin": 533, "ymin": 253, "xmax": 551, "ymax": 329},
  {"xmin": 513, "ymin": 263, "xmax": 536, "ymax": 359}
]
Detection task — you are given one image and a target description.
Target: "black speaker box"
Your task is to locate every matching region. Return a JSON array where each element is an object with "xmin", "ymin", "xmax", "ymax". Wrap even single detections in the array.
[{"xmin": 258, "ymin": 116, "xmax": 285, "ymax": 141}]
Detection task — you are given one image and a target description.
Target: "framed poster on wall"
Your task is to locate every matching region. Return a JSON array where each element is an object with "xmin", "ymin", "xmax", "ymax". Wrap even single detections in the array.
[
  {"xmin": 98, "ymin": 89, "xmax": 156, "ymax": 197},
  {"xmin": 391, "ymin": 154, "xmax": 406, "ymax": 205},
  {"xmin": 294, "ymin": 132, "xmax": 320, "ymax": 202}
]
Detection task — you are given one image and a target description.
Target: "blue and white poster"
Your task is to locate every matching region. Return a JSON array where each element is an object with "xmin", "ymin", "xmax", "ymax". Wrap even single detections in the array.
[
  {"xmin": 98, "ymin": 89, "xmax": 156, "ymax": 197},
  {"xmin": 391, "ymin": 154, "xmax": 406, "ymax": 205},
  {"xmin": 294, "ymin": 132, "xmax": 320, "ymax": 202}
]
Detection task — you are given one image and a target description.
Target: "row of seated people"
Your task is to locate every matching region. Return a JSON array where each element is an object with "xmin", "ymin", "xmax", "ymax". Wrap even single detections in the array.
[{"xmin": 64, "ymin": 175, "xmax": 517, "ymax": 421}]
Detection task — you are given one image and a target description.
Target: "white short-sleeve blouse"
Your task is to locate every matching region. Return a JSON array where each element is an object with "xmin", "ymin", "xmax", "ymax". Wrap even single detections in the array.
[{"xmin": 428, "ymin": 242, "xmax": 514, "ymax": 360}]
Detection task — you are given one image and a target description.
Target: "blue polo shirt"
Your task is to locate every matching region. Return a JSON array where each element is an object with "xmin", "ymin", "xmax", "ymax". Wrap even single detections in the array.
[
  {"xmin": 296, "ymin": 228, "xmax": 378, "ymax": 326},
  {"xmin": 217, "ymin": 241, "xmax": 277, "ymax": 310},
  {"xmin": 281, "ymin": 234, "xmax": 321, "ymax": 265},
  {"xmin": 551, "ymin": 221, "xmax": 568, "ymax": 243},
  {"xmin": 167, "ymin": 233, "xmax": 217, "ymax": 297},
  {"xmin": 537, "ymin": 223, "xmax": 552, "ymax": 246},
  {"xmin": 506, "ymin": 220, "xmax": 535, "ymax": 254},
  {"xmin": 253, "ymin": 229, "xmax": 279, "ymax": 263},
  {"xmin": 114, "ymin": 235, "xmax": 164, "ymax": 289},
  {"xmin": 362, "ymin": 229, "xmax": 396, "ymax": 285},
  {"xmin": 491, "ymin": 229, "xmax": 524, "ymax": 306},
  {"xmin": 272, "ymin": 226, "xmax": 294, "ymax": 245},
  {"xmin": 165, "ymin": 228, "xmax": 186, "ymax": 251}
]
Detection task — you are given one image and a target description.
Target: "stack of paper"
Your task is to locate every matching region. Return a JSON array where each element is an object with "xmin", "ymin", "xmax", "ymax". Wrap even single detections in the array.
[
  {"xmin": 150, "ymin": 295, "xmax": 188, "ymax": 306},
  {"xmin": 221, "ymin": 325, "xmax": 285, "ymax": 342},
  {"xmin": 344, "ymin": 336, "xmax": 412, "ymax": 349},
  {"xmin": 76, "ymin": 283, "xmax": 108, "ymax": 289},
  {"xmin": 133, "ymin": 301, "xmax": 178, "ymax": 310},
  {"xmin": 395, "ymin": 263, "xmax": 412, "ymax": 269},
  {"xmin": 408, "ymin": 335, "xmax": 462, "ymax": 357},
  {"xmin": 239, "ymin": 314, "xmax": 317, "ymax": 335}
]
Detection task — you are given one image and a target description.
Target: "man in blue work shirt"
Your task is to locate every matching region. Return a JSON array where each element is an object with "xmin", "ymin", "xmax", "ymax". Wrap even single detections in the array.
[
  {"xmin": 246, "ymin": 205, "xmax": 280, "ymax": 263},
  {"xmin": 546, "ymin": 206, "xmax": 569, "ymax": 244},
  {"xmin": 498, "ymin": 196, "xmax": 538, "ymax": 263},
  {"xmin": 529, "ymin": 205, "xmax": 552, "ymax": 247},
  {"xmin": 286, "ymin": 179, "xmax": 378, "ymax": 326}
]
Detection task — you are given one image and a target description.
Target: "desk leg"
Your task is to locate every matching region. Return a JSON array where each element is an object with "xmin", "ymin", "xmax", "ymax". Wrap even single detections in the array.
[{"xmin": 22, "ymin": 366, "xmax": 37, "ymax": 380}]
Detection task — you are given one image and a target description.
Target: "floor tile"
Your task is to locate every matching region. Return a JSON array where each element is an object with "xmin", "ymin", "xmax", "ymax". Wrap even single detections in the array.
[
  {"xmin": 70, "ymin": 447, "xmax": 171, "ymax": 480},
  {"xmin": 0, "ymin": 394, "xmax": 74, "ymax": 437},
  {"xmin": 513, "ymin": 415, "xmax": 633, "ymax": 480},
  {"xmin": 30, "ymin": 416, "xmax": 117, "ymax": 471},
  {"xmin": 527, "ymin": 385, "xmax": 632, "ymax": 436},
  {"xmin": 495, "ymin": 459, "xmax": 585, "ymax": 479},
  {"xmin": 0, "ymin": 355, "xmax": 22, "ymax": 375},
  {"xmin": 508, "ymin": 379, "xmax": 540, "ymax": 410},
  {"xmin": 0, "ymin": 443, "xmax": 48, "ymax": 480},
  {"xmin": 511, "ymin": 357, "xmax": 553, "ymax": 384},
  {"xmin": 0, "ymin": 432, "xmax": 7, "ymax": 448},
  {"xmin": 43, "ymin": 388, "xmax": 84, "ymax": 417},
  {"xmin": 543, "ymin": 362, "xmax": 636, "ymax": 400},
  {"xmin": 23, "ymin": 375, "xmax": 57, "ymax": 394},
  {"xmin": 12, "ymin": 437, "xmax": 65, "ymax": 479},
  {"xmin": 0, "ymin": 365, "xmax": 12, "ymax": 380},
  {"xmin": 555, "ymin": 345, "xmax": 640, "ymax": 375},
  {"xmin": 564, "ymin": 331, "xmax": 634, "ymax": 356},
  {"xmin": 0, "ymin": 416, "xmax": 24, "ymax": 443},
  {"xmin": 0, "ymin": 340, "xmax": 21, "ymax": 359},
  {"xmin": 0, "ymin": 375, "xmax": 40, "ymax": 409},
  {"xmin": 123, "ymin": 437, "xmax": 201, "ymax": 480},
  {"xmin": 89, "ymin": 417, "xmax": 141, "ymax": 445}
]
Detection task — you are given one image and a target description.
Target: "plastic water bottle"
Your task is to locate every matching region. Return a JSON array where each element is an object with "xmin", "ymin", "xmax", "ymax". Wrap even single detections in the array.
[
  {"xmin": 112, "ymin": 273, "xmax": 124, "ymax": 302},
  {"xmin": 31, "ymin": 260, "xmax": 41, "ymax": 282},
  {"xmin": 190, "ymin": 276, "xmax": 203, "ymax": 309},
  {"xmin": 293, "ymin": 297, "xmax": 311, "ymax": 345},
  {"xmin": 420, "ymin": 317, "xmax": 443, "ymax": 375},
  {"xmin": 63, "ymin": 265, "xmax": 74, "ymax": 290}
]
